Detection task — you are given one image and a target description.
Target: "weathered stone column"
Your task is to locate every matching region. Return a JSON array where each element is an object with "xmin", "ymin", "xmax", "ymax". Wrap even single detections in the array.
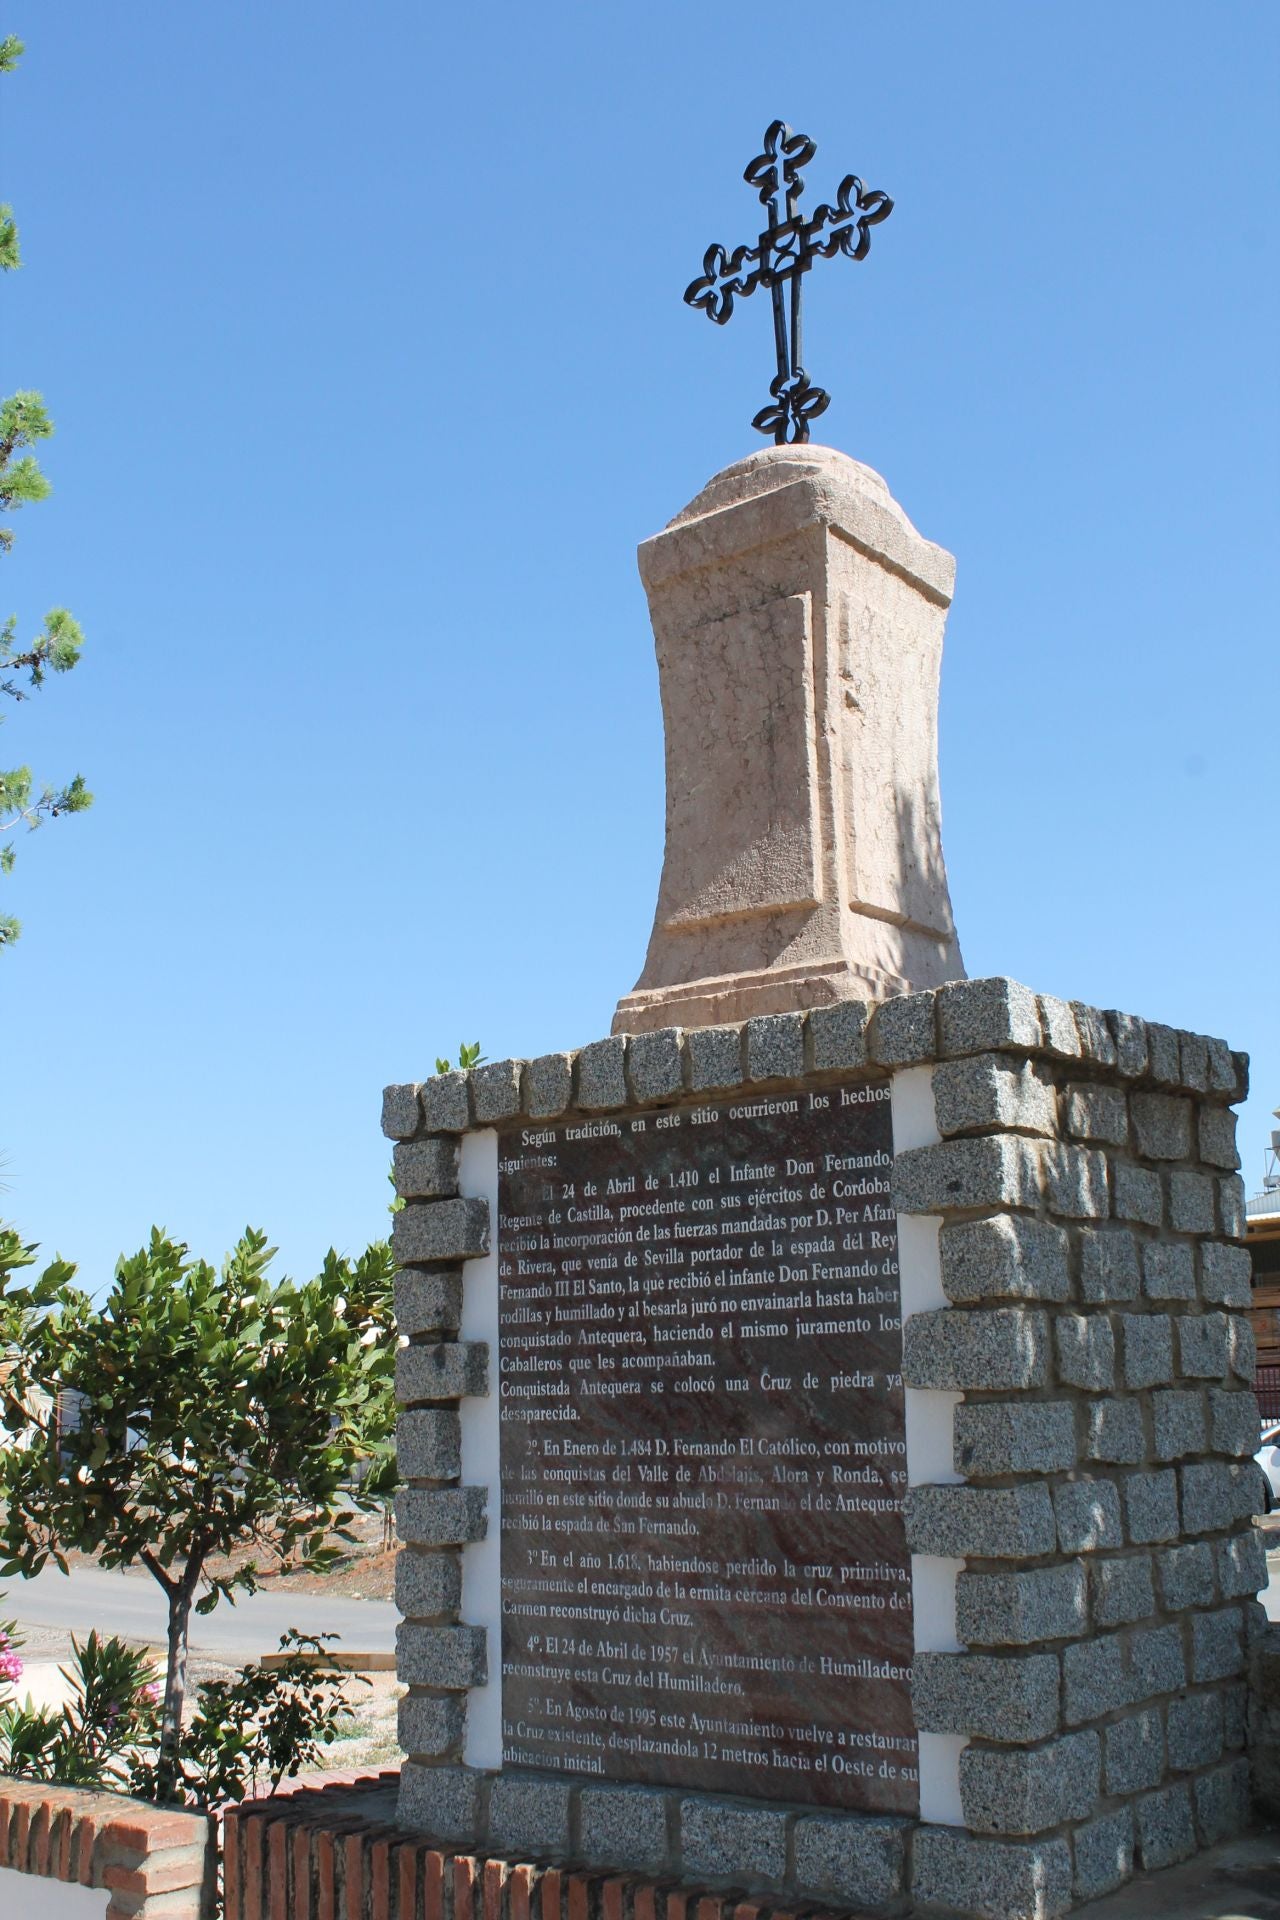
[{"xmin": 614, "ymin": 444, "xmax": 964, "ymax": 1035}]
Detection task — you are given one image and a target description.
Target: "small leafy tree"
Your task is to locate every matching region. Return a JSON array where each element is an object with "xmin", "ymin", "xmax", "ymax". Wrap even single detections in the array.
[
  {"xmin": 0, "ymin": 35, "xmax": 92, "ymax": 946},
  {"xmin": 0, "ymin": 1225, "xmax": 397, "ymax": 1803}
]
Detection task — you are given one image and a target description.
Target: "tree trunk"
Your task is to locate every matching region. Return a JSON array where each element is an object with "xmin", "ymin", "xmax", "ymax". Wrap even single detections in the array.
[{"xmin": 155, "ymin": 1565, "xmax": 199, "ymax": 1803}]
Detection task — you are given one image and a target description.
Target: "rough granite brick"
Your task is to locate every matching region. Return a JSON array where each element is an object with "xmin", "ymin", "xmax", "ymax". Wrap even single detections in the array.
[
  {"xmin": 392, "ymin": 1197, "xmax": 490, "ymax": 1266},
  {"xmin": 1104, "ymin": 1709, "xmax": 1164, "ymax": 1796},
  {"xmin": 398, "ymin": 1762, "xmax": 484, "ymax": 1844},
  {"xmin": 684, "ymin": 1024, "xmax": 742, "ymax": 1092},
  {"xmin": 470, "ymin": 1058, "xmax": 523, "ymax": 1122},
  {"xmin": 1203, "ymin": 1036, "xmax": 1238, "ymax": 1095},
  {"xmin": 1119, "ymin": 1313, "xmax": 1174, "ymax": 1389},
  {"xmin": 1217, "ymin": 1176, "xmax": 1246, "ymax": 1242},
  {"xmin": 1151, "ymin": 1390, "xmax": 1207, "ymax": 1460},
  {"xmin": 1055, "ymin": 1314, "xmax": 1116, "ymax": 1391},
  {"xmin": 1194, "ymin": 1758, "xmax": 1251, "ymax": 1846},
  {"xmin": 1145, "ymin": 1023, "xmax": 1182, "ymax": 1088},
  {"xmin": 1086, "ymin": 1399, "xmax": 1145, "ymax": 1466},
  {"xmin": 1156, "ymin": 1542, "xmax": 1216, "ymax": 1613},
  {"xmin": 396, "ymin": 1341, "xmax": 488, "ymax": 1405},
  {"xmin": 394, "ymin": 1267, "xmax": 463, "ymax": 1336},
  {"xmin": 867, "ymin": 989, "xmax": 937, "ymax": 1065},
  {"xmin": 1072, "ymin": 1806, "xmax": 1134, "ymax": 1903},
  {"xmin": 1198, "ymin": 1105, "xmax": 1240, "ymax": 1170},
  {"xmin": 1209, "ymin": 1387, "xmax": 1260, "ymax": 1457},
  {"xmin": 1130, "ymin": 1093, "xmax": 1193, "ymax": 1161},
  {"xmin": 395, "ymin": 1486, "xmax": 487, "ymax": 1546},
  {"xmin": 911, "ymin": 1828, "xmax": 1073, "ymax": 1920},
  {"xmin": 1166, "ymin": 1691, "xmax": 1223, "ymax": 1772},
  {"xmin": 1091, "ymin": 1554, "xmax": 1155, "ymax": 1629},
  {"xmin": 397, "ymin": 1407, "xmax": 462, "ymax": 1481},
  {"xmin": 955, "ymin": 1563, "xmax": 1087, "ymax": 1647},
  {"xmin": 1142, "ymin": 1241, "xmax": 1196, "ymax": 1301},
  {"xmin": 397, "ymin": 1691, "xmax": 465, "ymax": 1757},
  {"xmin": 1130, "ymin": 1622, "xmax": 1186, "ymax": 1698},
  {"xmin": 1044, "ymin": 1143, "xmax": 1110, "ymax": 1219},
  {"xmin": 382, "ymin": 1083, "xmax": 423, "ymax": 1140},
  {"xmin": 1179, "ymin": 1312, "xmax": 1229, "ymax": 1379},
  {"xmin": 680, "ymin": 1799, "xmax": 787, "ymax": 1881},
  {"xmin": 892, "ymin": 1134, "xmax": 1041, "ymax": 1214},
  {"xmin": 1124, "ymin": 1469, "xmax": 1180, "ymax": 1544},
  {"xmin": 939, "ymin": 1214, "xmax": 1070, "ymax": 1304},
  {"xmin": 1113, "ymin": 1162, "xmax": 1163, "ymax": 1227},
  {"xmin": 1072, "ymin": 1003, "xmax": 1118, "ymax": 1067},
  {"xmin": 421, "ymin": 1071, "xmax": 471, "ymax": 1134},
  {"xmin": 1106, "ymin": 1011, "xmax": 1150, "ymax": 1080},
  {"xmin": 1079, "ymin": 1227, "xmax": 1141, "ymax": 1303},
  {"xmin": 393, "ymin": 1137, "xmax": 461, "ymax": 1201},
  {"xmin": 904, "ymin": 1483, "xmax": 1057, "ymax": 1559},
  {"xmin": 1063, "ymin": 1083, "xmax": 1128, "ymax": 1147},
  {"xmin": 933, "ymin": 1054, "xmax": 1057, "ymax": 1137},
  {"xmin": 1223, "ymin": 1681, "xmax": 1248, "ymax": 1751},
  {"xmin": 489, "ymin": 1774, "xmax": 573, "ymax": 1859},
  {"xmin": 805, "ymin": 1000, "xmax": 870, "ymax": 1072},
  {"xmin": 1191, "ymin": 1607, "xmax": 1245, "ymax": 1683},
  {"xmin": 395, "ymin": 1547, "xmax": 462, "ymax": 1620},
  {"xmin": 523, "ymin": 1051, "xmax": 574, "ymax": 1118},
  {"xmin": 745, "ymin": 1011, "xmax": 805, "ymax": 1082},
  {"xmin": 902, "ymin": 1307, "xmax": 1049, "ymax": 1391},
  {"xmin": 1178, "ymin": 1032, "xmax": 1210, "ymax": 1092},
  {"xmin": 1169, "ymin": 1169, "xmax": 1216, "ymax": 1235},
  {"xmin": 1053, "ymin": 1479, "xmax": 1124, "ymax": 1553},
  {"xmin": 578, "ymin": 1786, "xmax": 670, "ymax": 1876},
  {"xmin": 1134, "ymin": 1782, "xmax": 1195, "ymax": 1871},
  {"xmin": 396, "ymin": 1622, "xmax": 487, "ymax": 1689},
  {"xmin": 626, "ymin": 1027, "xmax": 684, "ymax": 1103},
  {"xmin": 1038, "ymin": 993, "xmax": 1082, "ymax": 1059},
  {"xmin": 1228, "ymin": 1313, "xmax": 1256, "ymax": 1383},
  {"xmin": 1200, "ymin": 1242, "xmax": 1252, "ymax": 1308},
  {"xmin": 954, "ymin": 1401, "xmax": 1078, "ymax": 1478},
  {"xmin": 1063, "ymin": 1634, "xmax": 1131, "ymax": 1725},
  {"xmin": 960, "ymin": 1731, "xmax": 1099, "ymax": 1834},
  {"xmin": 937, "ymin": 977, "xmax": 1043, "ymax": 1057},
  {"xmin": 911, "ymin": 1652, "xmax": 1061, "ymax": 1740},
  {"xmin": 792, "ymin": 1811, "xmax": 908, "ymax": 1905},
  {"xmin": 576, "ymin": 1037, "xmax": 627, "ymax": 1110}
]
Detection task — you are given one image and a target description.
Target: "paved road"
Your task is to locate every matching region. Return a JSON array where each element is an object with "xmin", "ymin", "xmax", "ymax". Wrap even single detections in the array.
[{"xmin": 3, "ymin": 1562, "xmax": 396, "ymax": 1660}]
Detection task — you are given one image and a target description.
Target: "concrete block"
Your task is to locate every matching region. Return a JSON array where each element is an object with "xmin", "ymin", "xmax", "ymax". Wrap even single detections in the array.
[
  {"xmin": 911, "ymin": 1828, "xmax": 1073, "ymax": 1920},
  {"xmin": 1218, "ymin": 1174, "xmax": 1248, "ymax": 1240},
  {"xmin": 397, "ymin": 1690, "xmax": 466, "ymax": 1757},
  {"xmin": 1200, "ymin": 1242, "xmax": 1252, "ymax": 1308},
  {"xmin": 575, "ymin": 1037, "xmax": 627, "ymax": 1111},
  {"xmin": 1130, "ymin": 1092, "xmax": 1193, "ymax": 1161},
  {"xmin": 904, "ymin": 1483, "xmax": 1057, "ymax": 1559},
  {"xmin": 1124, "ymin": 1469, "xmax": 1180, "ymax": 1545},
  {"xmin": 393, "ymin": 1137, "xmax": 461, "ymax": 1201},
  {"xmin": 1203, "ymin": 1035, "xmax": 1239, "ymax": 1095},
  {"xmin": 1169, "ymin": 1169, "xmax": 1216, "ymax": 1235},
  {"xmin": 1134, "ymin": 1782, "xmax": 1195, "ymax": 1871},
  {"xmin": 955, "ymin": 1563, "xmax": 1087, "ymax": 1647},
  {"xmin": 911, "ymin": 1652, "xmax": 1060, "ymax": 1741},
  {"xmin": 396, "ymin": 1622, "xmax": 487, "ymax": 1690},
  {"xmin": 933, "ymin": 1054, "xmax": 1056, "ymax": 1138},
  {"xmin": 395, "ymin": 1547, "xmax": 462, "ymax": 1621},
  {"xmin": 1104, "ymin": 1709, "xmax": 1164, "ymax": 1796},
  {"xmin": 1037, "ymin": 993, "xmax": 1082, "ymax": 1059},
  {"xmin": 745, "ymin": 1010, "xmax": 805, "ymax": 1081},
  {"xmin": 1113, "ymin": 1161, "xmax": 1163, "ymax": 1226},
  {"xmin": 1179, "ymin": 1311, "xmax": 1229, "ymax": 1379},
  {"xmin": 626, "ymin": 1028, "xmax": 684, "ymax": 1103},
  {"xmin": 1055, "ymin": 1314, "xmax": 1116, "ymax": 1391},
  {"xmin": 382, "ymin": 1083, "xmax": 423, "ymax": 1140},
  {"xmin": 1119, "ymin": 1313, "xmax": 1174, "ymax": 1389},
  {"xmin": 902, "ymin": 1307, "xmax": 1049, "ymax": 1391},
  {"xmin": 792, "ymin": 1811, "xmax": 909, "ymax": 1905},
  {"xmin": 1151, "ymin": 1389, "xmax": 1207, "ymax": 1460},
  {"xmin": 395, "ymin": 1486, "xmax": 487, "ymax": 1546},
  {"xmin": 398, "ymin": 1762, "xmax": 484, "ymax": 1844},
  {"xmin": 1043, "ymin": 1143, "xmax": 1110, "ymax": 1219},
  {"xmin": 1198, "ymin": 1105, "xmax": 1240, "ymax": 1170},
  {"xmin": 684, "ymin": 1024, "xmax": 743, "ymax": 1092},
  {"xmin": 960, "ymin": 1731, "xmax": 1099, "ymax": 1834},
  {"xmin": 1190, "ymin": 1606, "xmax": 1245, "ymax": 1683},
  {"xmin": 1072, "ymin": 1807, "xmax": 1134, "ymax": 1903},
  {"xmin": 939, "ymin": 1214, "xmax": 1069, "ymax": 1304},
  {"xmin": 1071, "ymin": 1002, "xmax": 1118, "ymax": 1067},
  {"xmin": 1194, "ymin": 1758, "xmax": 1251, "ymax": 1846},
  {"xmin": 489, "ymin": 1773, "xmax": 573, "ymax": 1859},
  {"xmin": 954, "ymin": 1400, "xmax": 1078, "ymax": 1477},
  {"xmin": 1130, "ymin": 1622, "xmax": 1187, "ymax": 1697},
  {"xmin": 1063, "ymin": 1083, "xmax": 1128, "ymax": 1147},
  {"xmin": 396, "ymin": 1341, "xmax": 488, "ymax": 1404},
  {"xmin": 1209, "ymin": 1387, "xmax": 1260, "ymax": 1457},
  {"xmin": 937, "ymin": 977, "xmax": 1043, "ymax": 1057},
  {"xmin": 1062, "ymin": 1634, "xmax": 1131, "ymax": 1726},
  {"xmin": 392, "ymin": 1197, "xmax": 489, "ymax": 1265},
  {"xmin": 470, "ymin": 1058, "xmax": 523, "ymax": 1123},
  {"xmin": 1053, "ymin": 1478, "xmax": 1123, "ymax": 1552},
  {"xmin": 1180, "ymin": 1461, "xmax": 1263, "ymax": 1535},
  {"xmin": 1166, "ymin": 1691, "xmax": 1223, "ymax": 1772},
  {"xmin": 806, "ymin": 1000, "xmax": 870, "ymax": 1071},
  {"xmin": 1079, "ymin": 1227, "xmax": 1141, "ymax": 1303},
  {"xmin": 1144, "ymin": 1023, "xmax": 1182, "ymax": 1088},
  {"xmin": 1106, "ymin": 1010, "xmax": 1150, "ymax": 1080},
  {"xmin": 680, "ymin": 1798, "xmax": 788, "ymax": 1881},
  {"xmin": 892, "ymin": 1134, "xmax": 1041, "ymax": 1214},
  {"xmin": 1142, "ymin": 1241, "xmax": 1196, "ymax": 1301},
  {"xmin": 578, "ymin": 1785, "xmax": 671, "ymax": 1874},
  {"xmin": 395, "ymin": 1268, "xmax": 463, "ymax": 1336},
  {"xmin": 1086, "ymin": 1399, "xmax": 1145, "ymax": 1465},
  {"xmin": 1178, "ymin": 1031, "xmax": 1210, "ymax": 1092},
  {"xmin": 524, "ymin": 1051, "xmax": 574, "ymax": 1119},
  {"xmin": 867, "ymin": 989, "xmax": 937, "ymax": 1065},
  {"xmin": 1155, "ymin": 1542, "xmax": 1216, "ymax": 1613},
  {"xmin": 397, "ymin": 1407, "xmax": 462, "ymax": 1481},
  {"xmin": 421, "ymin": 1072, "xmax": 471, "ymax": 1134},
  {"xmin": 1091, "ymin": 1553, "xmax": 1155, "ymax": 1629}
]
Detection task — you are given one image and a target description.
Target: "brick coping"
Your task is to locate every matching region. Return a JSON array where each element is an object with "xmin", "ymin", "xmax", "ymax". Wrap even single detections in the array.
[{"xmin": 0, "ymin": 1774, "xmax": 215, "ymax": 1916}]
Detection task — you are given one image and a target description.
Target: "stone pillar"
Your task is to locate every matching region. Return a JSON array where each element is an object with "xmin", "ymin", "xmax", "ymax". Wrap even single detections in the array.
[{"xmin": 614, "ymin": 444, "xmax": 964, "ymax": 1036}]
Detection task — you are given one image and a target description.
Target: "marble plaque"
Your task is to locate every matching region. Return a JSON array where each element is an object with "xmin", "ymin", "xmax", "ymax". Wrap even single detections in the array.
[{"xmin": 497, "ymin": 1079, "xmax": 916, "ymax": 1815}]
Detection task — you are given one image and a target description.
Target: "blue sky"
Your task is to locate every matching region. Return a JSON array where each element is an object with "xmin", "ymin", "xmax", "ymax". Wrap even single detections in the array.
[{"xmin": 3, "ymin": 2, "xmax": 1277, "ymax": 1285}]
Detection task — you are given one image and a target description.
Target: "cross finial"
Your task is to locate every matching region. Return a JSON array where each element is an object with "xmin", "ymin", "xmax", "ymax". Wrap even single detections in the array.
[{"xmin": 685, "ymin": 122, "xmax": 893, "ymax": 445}]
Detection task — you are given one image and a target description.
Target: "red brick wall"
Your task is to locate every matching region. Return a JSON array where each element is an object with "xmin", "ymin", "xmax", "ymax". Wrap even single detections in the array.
[{"xmin": 0, "ymin": 1775, "xmax": 214, "ymax": 1918}]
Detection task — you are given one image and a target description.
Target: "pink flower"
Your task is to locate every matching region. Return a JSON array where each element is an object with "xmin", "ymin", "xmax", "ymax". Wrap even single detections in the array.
[
  {"xmin": 142, "ymin": 1682, "xmax": 162, "ymax": 1707},
  {"xmin": 0, "ymin": 1649, "xmax": 22, "ymax": 1685}
]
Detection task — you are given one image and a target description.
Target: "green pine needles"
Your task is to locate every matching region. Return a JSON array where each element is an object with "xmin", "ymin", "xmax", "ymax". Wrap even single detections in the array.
[{"xmin": 0, "ymin": 36, "xmax": 91, "ymax": 947}]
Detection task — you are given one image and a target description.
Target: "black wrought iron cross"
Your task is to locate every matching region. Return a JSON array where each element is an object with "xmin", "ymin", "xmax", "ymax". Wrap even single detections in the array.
[{"xmin": 685, "ymin": 121, "xmax": 893, "ymax": 445}]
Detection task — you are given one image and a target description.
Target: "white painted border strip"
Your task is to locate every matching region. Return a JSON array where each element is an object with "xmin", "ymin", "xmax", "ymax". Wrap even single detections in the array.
[
  {"xmin": 891, "ymin": 1065, "xmax": 966, "ymax": 1828},
  {"xmin": 458, "ymin": 1127, "xmax": 502, "ymax": 1770}
]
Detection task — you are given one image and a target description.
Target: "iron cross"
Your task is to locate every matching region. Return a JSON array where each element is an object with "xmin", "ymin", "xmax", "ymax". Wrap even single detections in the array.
[{"xmin": 685, "ymin": 121, "xmax": 893, "ymax": 445}]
